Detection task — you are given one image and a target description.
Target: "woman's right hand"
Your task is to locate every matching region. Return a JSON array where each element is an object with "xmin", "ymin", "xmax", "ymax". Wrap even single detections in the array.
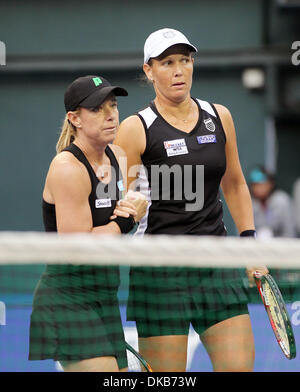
[
  {"xmin": 246, "ymin": 266, "xmax": 269, "ymax": 287},
  {"xmin": 124, "ymin": 190, "xmax": 148, "ymax": 222}
]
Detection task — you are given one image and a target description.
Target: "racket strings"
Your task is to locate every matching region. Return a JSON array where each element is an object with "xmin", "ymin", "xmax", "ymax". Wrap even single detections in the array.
[
  {"xmin": 126, "ymin": 343, "xmax": 152, "ymax": 372},
  {"xmin": 263, "ymin": 282, "xmax": 290, "ymax": 352},
  {"xmin": 127, "ymin": 349, "xmax": 143, "ymax": 372}
]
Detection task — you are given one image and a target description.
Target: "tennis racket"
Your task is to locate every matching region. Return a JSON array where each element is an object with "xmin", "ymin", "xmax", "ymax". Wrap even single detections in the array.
[
  {"xmin": 254, "ymin": 272, "xmax": 296, "ymax": 359},
  {"xmin": 126, "ymin": 342, "xmax": 153, "ymax": 372}
]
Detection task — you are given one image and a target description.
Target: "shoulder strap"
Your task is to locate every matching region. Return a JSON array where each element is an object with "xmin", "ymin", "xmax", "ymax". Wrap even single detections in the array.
[
  {"xmin": 196, "ymin": 99, "xmax": 217, "ymax": 118},
  {"xmin": 63, "ymin": 143, "xmax": 95, "ymax": 184},
  {"xmin": 137, "ymin": 105, "xmax": 158, "ymax": 129},
  {"xmin": 105, "ymin": 145, "xmax": 121, "ymax": 183}
]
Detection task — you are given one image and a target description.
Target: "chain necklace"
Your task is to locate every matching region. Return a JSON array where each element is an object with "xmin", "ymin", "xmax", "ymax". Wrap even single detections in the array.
[{"xmin": 156, "ymin": 101, "xmax": 193, "ymax": 124}]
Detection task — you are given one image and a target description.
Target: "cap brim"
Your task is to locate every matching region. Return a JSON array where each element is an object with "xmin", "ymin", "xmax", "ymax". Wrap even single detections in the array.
[
  {"xmin": 145, "ymin": 42, "xmax": 197, "ymax": 63},
  {"xmin": 79, "ymin": 86, "xmax": 128, "ymax": 109}
]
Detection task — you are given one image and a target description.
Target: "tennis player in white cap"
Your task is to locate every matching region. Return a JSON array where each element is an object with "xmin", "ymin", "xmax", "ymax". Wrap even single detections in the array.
[{"xmin": 115, "ymin": 28, "xmax": 268, "ymax": 372}]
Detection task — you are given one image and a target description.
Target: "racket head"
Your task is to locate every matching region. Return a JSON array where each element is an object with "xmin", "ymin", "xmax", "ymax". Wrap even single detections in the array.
[
  {"xmin": 126, "ymin": 342, "xmax": 153, "ymax": 372},
  {"xmin": 255, "ymin": 273, "xmax": 296, "ymax": 360}
]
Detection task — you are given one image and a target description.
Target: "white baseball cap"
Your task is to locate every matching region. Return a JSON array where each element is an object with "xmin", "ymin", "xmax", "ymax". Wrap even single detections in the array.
[{"xmin": 144, "ymin": 28, "xmax": 197, "ymax": 64}]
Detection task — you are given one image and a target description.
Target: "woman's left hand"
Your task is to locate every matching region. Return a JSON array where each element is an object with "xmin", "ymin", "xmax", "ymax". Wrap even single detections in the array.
[
  {"xmin": 110, "ymin": 199, "xmax": 137, "ymax": 221},
  {"xmin": 124, "ymin": 190, "xmax": 148, "ymax": 222}
]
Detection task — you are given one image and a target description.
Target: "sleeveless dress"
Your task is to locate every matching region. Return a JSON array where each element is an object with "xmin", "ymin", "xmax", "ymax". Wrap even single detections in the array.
[
  {"xmin": 29, "ymin": 143, "xmax": 127, "ymax": 368},
  {"xmin": 126, "ymin": 99, "xmax": 249, "ymax": 336}
]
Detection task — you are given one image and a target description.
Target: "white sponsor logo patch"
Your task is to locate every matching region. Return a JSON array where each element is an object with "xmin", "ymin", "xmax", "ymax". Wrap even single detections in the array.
[
  {"xmin": 163, "ymin": 138, "xmax": 188, "ymax": 157},
  {"xmin": 95, "ymin": 198, "xmax": 112, "ymax": 208}
]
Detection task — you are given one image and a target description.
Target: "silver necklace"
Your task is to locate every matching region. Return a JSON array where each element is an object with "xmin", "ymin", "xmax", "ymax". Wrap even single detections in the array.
[{"xmin": 160, "ymin": 105, "xmax": 192, "ymax": 124}]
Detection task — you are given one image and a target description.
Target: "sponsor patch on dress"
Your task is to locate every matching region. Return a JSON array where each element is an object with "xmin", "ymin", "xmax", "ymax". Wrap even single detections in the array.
[
  {"xmin": 95, "ymin": 198, "xmax": 112, "ymax": 208},
  {"xmin": 197, "ymin": 134, "xmax": 217, "ymax": 144},
  {"xmin": 163, "ymin": 138, "xmax": 188, "ymax": 157},
  {"xmin": 204, "ymin": 117, "xmax": 216, "ymax": 132}
]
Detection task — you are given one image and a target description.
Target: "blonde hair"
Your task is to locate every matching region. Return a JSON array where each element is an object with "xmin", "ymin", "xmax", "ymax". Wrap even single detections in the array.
[{"xmin": 56, "ymin": 114, "xmax": 77, "ymax": 154}]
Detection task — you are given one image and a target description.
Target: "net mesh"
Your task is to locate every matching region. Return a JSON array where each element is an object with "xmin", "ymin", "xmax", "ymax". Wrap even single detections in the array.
[{"xmin": 0, "ymin": 231, "xmax": 299, "ymax": 372}]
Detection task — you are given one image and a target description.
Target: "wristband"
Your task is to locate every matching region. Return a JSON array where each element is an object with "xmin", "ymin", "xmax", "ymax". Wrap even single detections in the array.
[
  {"xmin": 240, "ymin": 230, "xmax": 256, "ymax": 237},
  {"xmin": 113, "ymin": 215, "xmax": 135, "ymax": 234}
]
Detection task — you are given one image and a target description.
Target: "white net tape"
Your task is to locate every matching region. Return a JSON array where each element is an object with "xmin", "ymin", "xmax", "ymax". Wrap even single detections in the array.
[{"xmin": 0, "ymin": 231, "xmax": 300, "ymax": 268}]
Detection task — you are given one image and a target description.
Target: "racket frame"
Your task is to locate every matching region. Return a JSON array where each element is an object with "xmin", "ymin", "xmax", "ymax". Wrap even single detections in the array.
[
  {"xmin": 126, "ymin": 342, "xmax": 153, "ymax": 372},
  {"xmin": 255, "ymin": 273, "xmax": 296, "ymax": 360}
]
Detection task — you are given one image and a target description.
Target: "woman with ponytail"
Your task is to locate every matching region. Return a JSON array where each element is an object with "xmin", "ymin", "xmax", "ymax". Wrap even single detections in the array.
[
  {"xmin": 29, "ymin": 75, "xmax": 147, "ymax": 372},
  {"xmin": 56, "ymin": 116, "xmax": 77, "ymax": 153}
]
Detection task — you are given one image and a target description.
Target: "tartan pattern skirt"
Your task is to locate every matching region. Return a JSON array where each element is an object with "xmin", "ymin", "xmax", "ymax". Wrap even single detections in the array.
[{"xmin": 29, "ymin": 265, "xmax": 127, "ymax": 369}]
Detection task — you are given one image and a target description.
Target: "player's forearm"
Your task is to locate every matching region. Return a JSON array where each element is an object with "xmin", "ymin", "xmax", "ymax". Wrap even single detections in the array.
[
  {"xmin": 222, "ymin": 183, "xmax": 255, "ymax": 234},
  {"xmin": 91, "ymin": 221, "xmax": 121, "ymax": 235}
]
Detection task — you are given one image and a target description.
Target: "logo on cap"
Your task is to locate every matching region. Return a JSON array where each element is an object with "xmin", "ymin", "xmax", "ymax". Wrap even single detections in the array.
[
  {"xmin": 163, "ymin": 30, "xmax": 176, "ymax": 39},
  {"xmin": 92, "ymin": 77, "xmax": 103, "ymax": 87}
]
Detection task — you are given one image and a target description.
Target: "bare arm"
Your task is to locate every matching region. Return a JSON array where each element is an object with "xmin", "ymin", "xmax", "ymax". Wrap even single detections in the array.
[
  {"xmin": 113, "ymin": 115, "xmax": 146, "ymax": 192},
  {"xmin": 215, "ymin": 104, "xmax": 255, "ymax": 234},
  {"xmin": 46, "ymin": 153, "xmax": 126, "ymax": 235},
  {"xmin": 215, "ymin": 104, "xmax": 268, "ymax": 282}
]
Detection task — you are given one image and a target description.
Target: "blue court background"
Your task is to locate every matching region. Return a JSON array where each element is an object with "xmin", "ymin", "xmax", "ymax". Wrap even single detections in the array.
[{"xmin": 0, "ymin": 296, "xmax": 299, "ymax": 372}]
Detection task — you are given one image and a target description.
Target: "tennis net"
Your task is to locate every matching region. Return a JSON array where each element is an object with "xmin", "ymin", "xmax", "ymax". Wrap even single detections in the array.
[{"xmin": 0, "ymin": 231, "xmax": 299, "ymax": 372}]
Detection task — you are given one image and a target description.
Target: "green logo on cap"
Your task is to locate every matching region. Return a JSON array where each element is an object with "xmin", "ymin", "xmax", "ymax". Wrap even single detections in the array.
[{"xmin": 92, "ymin": 77, "xmax": 102, "ymax": 86}]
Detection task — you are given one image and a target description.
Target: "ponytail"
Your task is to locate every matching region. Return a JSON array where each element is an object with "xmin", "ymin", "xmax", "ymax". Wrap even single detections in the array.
[{"xmin": 56, "ymin": 115, "xmax": 76, "ymax": 154}]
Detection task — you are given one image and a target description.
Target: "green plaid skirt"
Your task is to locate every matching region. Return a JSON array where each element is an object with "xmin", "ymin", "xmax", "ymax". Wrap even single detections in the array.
[
  {"xmin": 29, "ymin": 265, "xmax": 127, "ymax": 369},
  {"xmin": 127, "ymin": 266, "xmax": 249, "ymax": 336}
]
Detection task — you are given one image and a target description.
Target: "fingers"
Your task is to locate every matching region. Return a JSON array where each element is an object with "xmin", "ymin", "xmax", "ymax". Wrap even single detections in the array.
[
  {"xmin": 124, "ymin": 192, "xmax": 148, "ymax": 222},
  {"xmin": 246, "ymin": 266, "xmax": 269, "ymax": 287},
  {"xmin": 132, "ymin": 200, "xmax": 148, "ymax": 222},
  {"xmin": 110, "ymin": 200, "xmax": 137, "ymax": 219},
  {"xmin": 130, "ymin": 199, "xmax": 147, "ymax": 210},
  {"xmin": 110, "ymin": 195, "xmax": 148, "ymax": 223},
  {"xmin": 124, "ymin": 190, "xmax": 146, "ymax": 201}
]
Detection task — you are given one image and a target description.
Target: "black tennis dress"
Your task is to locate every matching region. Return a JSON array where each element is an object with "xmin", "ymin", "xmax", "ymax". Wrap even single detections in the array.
[
  {"xmin": 29, "ymin": 143, "xmax": 127, "ymax": 369},
  {"xmin": 126, "ymin": 99, "xmax": 249, "ymax": 333}
]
